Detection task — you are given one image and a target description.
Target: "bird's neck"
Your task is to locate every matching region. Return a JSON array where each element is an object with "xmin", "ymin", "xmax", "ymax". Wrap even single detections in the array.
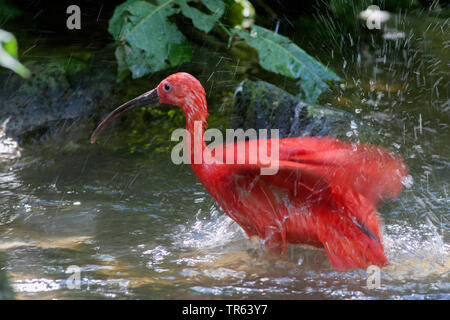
[{"xmin": 184, "ymin": 109, "xmax": 208, "ymax": 168}]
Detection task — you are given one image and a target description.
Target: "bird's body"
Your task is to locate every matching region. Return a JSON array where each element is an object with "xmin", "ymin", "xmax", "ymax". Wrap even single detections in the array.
[
  {"xmin": 91, "ymin": 72, "xmax": 408, "ymax": 270},
  {"xmin": 194, "ymin": 137, "xmax": 406, "ymax": 270}
]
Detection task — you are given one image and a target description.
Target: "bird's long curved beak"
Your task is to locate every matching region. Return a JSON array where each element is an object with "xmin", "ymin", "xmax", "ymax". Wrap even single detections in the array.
[{"xmin": 90, "ymin": 88, "xmax": 159, "ymax": 143}]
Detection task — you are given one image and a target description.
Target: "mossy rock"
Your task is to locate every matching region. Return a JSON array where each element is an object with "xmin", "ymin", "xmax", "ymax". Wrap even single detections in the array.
[
  {"xmin": 0, "ymin": 57, "xmax": 115, "ymax": 145},
  {"xmin": 231, "ymin": 79, "xmax": 379, "ymax": 143}
]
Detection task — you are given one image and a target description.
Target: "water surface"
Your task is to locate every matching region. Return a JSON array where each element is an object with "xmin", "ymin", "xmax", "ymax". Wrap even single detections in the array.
[{"xmin": 0, "ymin": 8, "xmax": 448, "ymax": 299}]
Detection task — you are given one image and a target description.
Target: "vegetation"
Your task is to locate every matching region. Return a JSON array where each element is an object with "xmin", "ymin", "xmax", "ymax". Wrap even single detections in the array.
[
  {"xmin": 0, "ymin": 29, "xmax": 30, "ymax": 78},
  {"xmin": 108, "ymin": 0, "xmax": 341, "ymax": 102}
]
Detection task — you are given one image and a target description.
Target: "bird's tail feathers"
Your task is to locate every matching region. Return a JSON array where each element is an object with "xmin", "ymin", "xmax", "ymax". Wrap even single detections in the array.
[{"xmin": 318, "ymin": 191, "xmax": 388, "ymax": 270}]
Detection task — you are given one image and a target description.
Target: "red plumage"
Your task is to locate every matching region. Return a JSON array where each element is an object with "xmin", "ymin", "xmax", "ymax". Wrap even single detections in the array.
[
  {"xmin": 161, "ymin": 73, "xmax": 408, "ymax": 270},
  {"xmin": 92, "ymin": 72, "xmax": 409, "ymax": 270},
  {"xmin": 195, "ymin": 137, "xmax": 407, "ymax": 270}
]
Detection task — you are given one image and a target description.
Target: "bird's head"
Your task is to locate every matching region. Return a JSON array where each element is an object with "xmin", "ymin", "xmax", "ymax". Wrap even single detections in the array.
[{"xmin": 90, "ymin": 72, "xmax": 207, "ymax": 143}]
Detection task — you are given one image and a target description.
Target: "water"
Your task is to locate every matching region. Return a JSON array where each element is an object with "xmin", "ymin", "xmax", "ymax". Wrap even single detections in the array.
[
  {"xmin": 0, "ymin": 8, "xmax": 448, "ymax": 299},
  {"xmin": 0, "ymin": 149, "xmax": 447, "ymax": 299}
]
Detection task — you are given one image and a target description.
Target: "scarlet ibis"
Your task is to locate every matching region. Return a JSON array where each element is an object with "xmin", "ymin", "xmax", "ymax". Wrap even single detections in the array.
[{"xmin": 91, "ymin": 72, "xmax": 408, "ymax": 270}]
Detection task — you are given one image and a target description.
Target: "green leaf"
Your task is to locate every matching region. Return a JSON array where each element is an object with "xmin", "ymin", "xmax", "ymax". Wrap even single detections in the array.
[
  {"xmin": 176, "ymin": 0, "xmax": 225, "ymax": 33},
  {"xmin": 114, "ymin": 45, "xmax": 131, "ymax": 82},
  {"xmin": 108, "ymin": 0, "xmax": 224, "ymax": 80},
  {"xmin": 108, "ymin": 0, "xmax": 192, "ymax": 78},
  {"xmin": 0, "ymin": 29, "xmax": 30, "ymax": 78},
  {"xmin": 233, "ymin": 25, "xmax": 341, "ymax": 102},
  {"xmin": 108, "ymin": 0, "xmax": 141, "ymax": 40},
  {"xmin": 3, "ymin": 33, "xmax": 17, "ymax": 58}
]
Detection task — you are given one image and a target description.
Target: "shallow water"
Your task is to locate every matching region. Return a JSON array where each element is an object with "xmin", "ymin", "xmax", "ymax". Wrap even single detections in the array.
[
  {"xmin": 0, "ymin": 8, "xmax": 448, "ymax": 299},
  {"xmin": 0, "ymin": 148, "xmax": 448, "ymax": 299}
]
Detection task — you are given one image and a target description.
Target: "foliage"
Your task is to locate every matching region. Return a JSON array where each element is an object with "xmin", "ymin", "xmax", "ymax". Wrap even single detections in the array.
[
  {"xmin": 109, "ymin": 0, "xmax": 224, "ymax": 80},
  {"xmin": 0, "ymin": 29, "xmax": 30, "ymax": 78},
  {"xmin": 233, "ymin": 25, "xmax": 340, "ymax": 102},
  {"xmin": 109, "ymin": 0, "xmax": 341, "ymax": 102}
]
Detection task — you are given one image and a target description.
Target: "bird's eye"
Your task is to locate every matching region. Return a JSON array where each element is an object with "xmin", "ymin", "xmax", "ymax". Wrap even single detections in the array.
[{"xmin": 163, "ymin": 84, "xmax": 171, "ymax": 92}]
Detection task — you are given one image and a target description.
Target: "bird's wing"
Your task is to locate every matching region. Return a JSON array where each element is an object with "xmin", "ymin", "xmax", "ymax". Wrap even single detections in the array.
[
  {"xmin": 209, "ymin": 137, "xmax": 408, "ymax": 269},
  {"xmin": 218, "ymin": 136, "xmax": 408, "ymax": 205},
  {"xmin": 275, "ymin": 137, "xmax": 408, "ymax": 204}
]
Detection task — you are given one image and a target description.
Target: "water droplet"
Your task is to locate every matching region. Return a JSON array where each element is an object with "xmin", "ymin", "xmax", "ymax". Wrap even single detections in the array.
[{"xmin": 401, "ymin": 175, "xmax": 414, "ymax": 189}]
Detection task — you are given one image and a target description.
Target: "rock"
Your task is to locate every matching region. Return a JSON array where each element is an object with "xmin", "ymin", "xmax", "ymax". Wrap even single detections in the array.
[
  {"xmin": 231, "ymin": 79, "xmax": 378, "ymax": 142},
  {"xmin": 0, "ymin": 57, "xmax": 116, "ymax": 144}
]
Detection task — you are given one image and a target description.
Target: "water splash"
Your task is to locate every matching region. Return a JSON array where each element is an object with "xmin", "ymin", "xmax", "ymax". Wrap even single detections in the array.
[
  {"xmin": 0, "ymin": 118, "xmax": 21, "ymax": 160},
  {"xmin": 384, "ymin": 220, "xmax": 449, "ymax": 280},
  {"xmin": 173, "ymin": 206, "xmax": 247, "ymax": 250}
]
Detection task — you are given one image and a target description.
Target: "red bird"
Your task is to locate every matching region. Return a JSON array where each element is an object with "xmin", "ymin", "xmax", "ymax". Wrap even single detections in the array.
[{"xmin": 91, "ymin": 73, "xmax": 408, "ymax": 270}]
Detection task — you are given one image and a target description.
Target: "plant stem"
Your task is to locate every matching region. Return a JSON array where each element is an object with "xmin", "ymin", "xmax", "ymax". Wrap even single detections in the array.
[
  {"xmin": 216, "ymin": 21, "xmax": 233, "ymax": 48},
  {"xmin": 217, "ymin": 21, "xmax": 232, "ymax": 37}
]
